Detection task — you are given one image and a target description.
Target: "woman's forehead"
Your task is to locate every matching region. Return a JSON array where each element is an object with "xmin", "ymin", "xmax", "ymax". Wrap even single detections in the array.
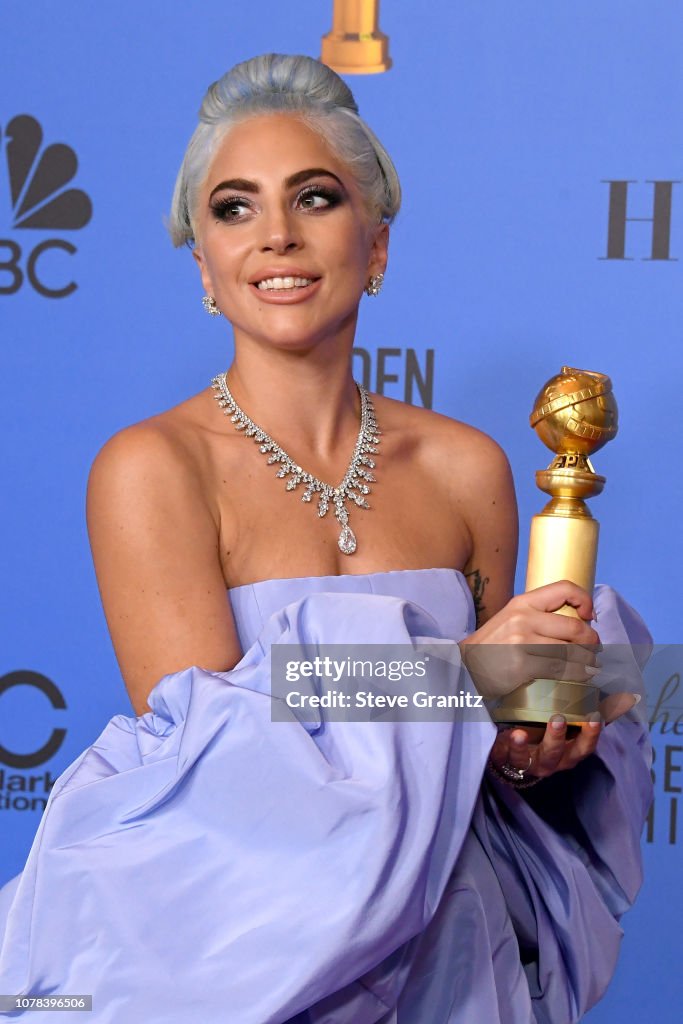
[{"xmin": 205, "ymin": 113, "xmax": 351, "ymax": 188}]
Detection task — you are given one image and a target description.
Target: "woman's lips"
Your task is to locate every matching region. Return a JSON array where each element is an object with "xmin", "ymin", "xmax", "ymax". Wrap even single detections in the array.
[{"xmin": 250, "ymin": 278, "xmax": 322, "ymax": 303}]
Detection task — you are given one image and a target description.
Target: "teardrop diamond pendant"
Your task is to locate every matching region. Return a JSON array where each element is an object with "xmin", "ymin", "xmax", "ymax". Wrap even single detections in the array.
[
  {"xmin": 338, "ymin": 525, "xmax": 357, "ymax": 555},
  {"xmin": 210, "ymin": 372, "xmax": 380, "ymax": 555}
]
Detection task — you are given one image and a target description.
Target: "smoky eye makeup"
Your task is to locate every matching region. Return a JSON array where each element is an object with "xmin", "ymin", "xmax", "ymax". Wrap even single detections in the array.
[
  {"xmin": 208, "ymin": 181, "xmax": 346, "ymax": 222},
  {"xmin": 209, "ymin": 195, "xmax": 252, "ymax": 221},
  {"xmin": 296, "ymin": 183, "xmax": 344, "ymax": 209}
]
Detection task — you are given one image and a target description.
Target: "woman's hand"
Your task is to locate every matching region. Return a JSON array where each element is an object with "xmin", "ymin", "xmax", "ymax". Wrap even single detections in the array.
[
  {"xmin": 487, "ymin": 690, "xmax": 643, "ymax": 782},
  {"xmin": 489, "ymin": 717, "xmax": 602, "ymax": 781},
  {"xmin": 458, "ymin": 579, "xmax": 601, "ymax": 701},
  {"xmin": 459, "ymin": 580, "xmax": 644, "ymax": 783}
]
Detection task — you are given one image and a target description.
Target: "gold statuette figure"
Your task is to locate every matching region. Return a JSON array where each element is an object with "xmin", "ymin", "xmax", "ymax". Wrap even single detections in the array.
[
  {"xmin": 321, "ymin": 0, "xmax": 392, "ymax": 74},
  {"xmin": 492, "ymin": 367, "xmax": 619, "ymax": 727}
]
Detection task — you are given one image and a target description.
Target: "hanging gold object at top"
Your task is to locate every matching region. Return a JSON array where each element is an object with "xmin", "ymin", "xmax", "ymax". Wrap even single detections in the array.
[{"xmin": 321, "ymin": 0, "xmax": 392, "ymax": 74}]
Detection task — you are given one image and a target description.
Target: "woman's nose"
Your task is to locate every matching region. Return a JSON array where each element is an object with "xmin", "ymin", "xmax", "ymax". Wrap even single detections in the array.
[{"xmin": 260, "ymin": 205, "xmax": 302, "ymax": 253}]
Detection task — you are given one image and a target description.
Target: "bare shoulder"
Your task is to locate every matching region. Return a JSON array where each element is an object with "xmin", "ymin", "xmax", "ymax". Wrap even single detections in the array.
[
  {"xmin": 89, "ymin": 415, "xmax": 191, "ymax": 480},
  {"xmin": 87, "ymin": 388, "xmax": 215, "ymax": 499},
  {"xmin": 371, "ymin": 391, "xmax": 513, "ymax": 484}
]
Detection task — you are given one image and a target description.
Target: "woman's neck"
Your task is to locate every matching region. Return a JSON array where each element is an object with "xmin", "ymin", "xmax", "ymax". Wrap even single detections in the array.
[{"xmin": 221, "ymin": 345, "xmax": 363, "ymax": 459}]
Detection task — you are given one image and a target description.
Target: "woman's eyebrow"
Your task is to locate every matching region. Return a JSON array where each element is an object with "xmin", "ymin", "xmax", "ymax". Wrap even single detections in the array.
[{"xmin": 209, "ymin": 167, "xmax": 344, "ymax": 200}]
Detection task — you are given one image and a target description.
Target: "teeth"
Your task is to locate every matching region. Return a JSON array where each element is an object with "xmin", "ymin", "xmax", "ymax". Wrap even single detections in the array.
[{"xmin": 256, "ymin": 276, "xmax": 315, "ymax": 290}]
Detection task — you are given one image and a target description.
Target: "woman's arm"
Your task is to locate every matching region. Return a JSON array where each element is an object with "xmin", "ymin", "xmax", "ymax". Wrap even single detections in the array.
[
  {"xmin": 85, "ymin": 422, "xmax": 242, "ymax": 716},
  {"xmin": 456, "ymin": 429, "xmax": 519, "ymax": 627}
]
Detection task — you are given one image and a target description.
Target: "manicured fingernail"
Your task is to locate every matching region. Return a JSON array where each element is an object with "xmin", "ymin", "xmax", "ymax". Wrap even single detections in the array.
[
  {"xmin": 587, "ymin": 712, "xmax": 602, "ymax": 727},
  {"xmin": 550, "ymin": 714, "xmax": 566, "ymax": 730},
  {"xmin": 512, "ymin": 731, "xmax": 527, "ymax": 746}
]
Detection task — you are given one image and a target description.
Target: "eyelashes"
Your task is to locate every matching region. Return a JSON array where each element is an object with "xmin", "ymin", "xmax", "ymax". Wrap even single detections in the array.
[
  {"xmin": 209, "ymin": 184, "xmax": 343, "ymax": 223},
  {"xmin": 297, "ymin": 184, "xmax": 343, "ymax": 211},
  {"xmin": 210, "ymin": 196, "xmax": 251, "ymax": 221}
]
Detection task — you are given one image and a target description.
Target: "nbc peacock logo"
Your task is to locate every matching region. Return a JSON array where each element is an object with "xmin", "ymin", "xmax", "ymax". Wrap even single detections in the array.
[{"xmin": 0, "ymin": 114, "xmax": 92, "ymax": 298}]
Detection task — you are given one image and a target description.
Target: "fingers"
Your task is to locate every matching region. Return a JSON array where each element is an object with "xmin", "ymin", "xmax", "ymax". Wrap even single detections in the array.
[
  {"xmin": 522, "ymin": 579, "xmax": 596, "ymax": 620},
  {"xmin": 508, "ymin": 718, "xmax": 570, "ymax": 778},
  {"xmin": 524, "ymin": 640, "xmax": 599, "ymax": 666},
  {"xmin": 521, "ymin": 642, "xmax": 601, "ymax": 684},
  {"xmin": 565, "ymin": 717, "xmax": 603, "ymax": 763},
  {"xmin": 462, "ymin": 581, "xmax": 603, "ymax": 701},
  {"xmin": 489, "ymin": 728, "xmax": 540, "ymax": 774},
  {"xmin": 490, "ymin": 714, "xmax": 603, "ymax": 780},
  {"xmin": 528, "ymin": 716, "xmax": 572, "ymax": 775},
  {"xmin": 599, "ymin": 692, "xmax": 641, "ymax": 723},
  {"xmin": 523, "ymin": 607, "xmax": 601, "ymax": 647},
  {"xmin": 489, "ymin": 731, "xmax": 522, "ymax": 772}
]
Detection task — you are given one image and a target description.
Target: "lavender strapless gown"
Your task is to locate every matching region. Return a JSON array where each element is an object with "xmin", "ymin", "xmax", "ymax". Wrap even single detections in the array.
[{"xmin": 0, "ymin": 569, "xmax": 653, "ymax": 1024}]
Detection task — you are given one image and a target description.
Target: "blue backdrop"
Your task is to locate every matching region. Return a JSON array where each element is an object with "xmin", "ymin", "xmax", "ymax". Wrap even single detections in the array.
[{"xmin": 2, "ymin": 2, "xmax": 681, "ymax": 1020}]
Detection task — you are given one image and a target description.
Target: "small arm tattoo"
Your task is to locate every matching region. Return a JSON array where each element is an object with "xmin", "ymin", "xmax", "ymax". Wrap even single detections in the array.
[{"xmin": 464, "ymin": 568, "xmax": 490, "ymax": 627}]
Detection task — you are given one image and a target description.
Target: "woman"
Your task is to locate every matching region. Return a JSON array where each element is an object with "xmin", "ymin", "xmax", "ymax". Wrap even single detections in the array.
[{"xmin": 0, "ymin": 54, "xmax": 651, "ymax": 1024}]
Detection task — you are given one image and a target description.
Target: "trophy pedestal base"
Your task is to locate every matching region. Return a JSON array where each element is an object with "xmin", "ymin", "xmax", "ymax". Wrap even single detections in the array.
[
  {"xmin": 491, "ymin": 678, "xmax": 600, "ymax": 730},
  {"xmin": 321, "ymin": 35, "xmax": 392, "ymax": 74}
]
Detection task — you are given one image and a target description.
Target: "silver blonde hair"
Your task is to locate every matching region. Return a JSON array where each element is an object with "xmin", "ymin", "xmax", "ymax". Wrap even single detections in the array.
[{"xmin": 168, "ymin": 53, "xmax": 401, "ymax": 247}]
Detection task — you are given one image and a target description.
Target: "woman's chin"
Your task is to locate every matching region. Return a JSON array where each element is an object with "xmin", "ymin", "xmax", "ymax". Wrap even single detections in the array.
[
  {"xmin": 253, "ymin": 331, "xmax": 335, "ymax": 354},
  {"xmin": 233, "ymin": 313, "xmax": 357, "ymax": 354}
]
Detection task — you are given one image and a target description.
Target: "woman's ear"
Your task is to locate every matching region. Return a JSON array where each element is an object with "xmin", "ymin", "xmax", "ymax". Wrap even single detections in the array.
[
  {"xmin": 368, "ymin": 222, "xmax": 389, "ymax": 278},
  {"xmin": 192, "ymin": 246, "xmax": 214, "ymax": 296}
]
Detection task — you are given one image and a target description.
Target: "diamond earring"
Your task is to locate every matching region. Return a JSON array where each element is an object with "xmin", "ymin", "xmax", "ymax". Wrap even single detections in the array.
[
  {"xmin": 364, "ymin": 273, "xmax": 384, "ymax": 297},
  {"xmin": 202, "ymin": 295, "xmax": 222, "ymax": 316}
]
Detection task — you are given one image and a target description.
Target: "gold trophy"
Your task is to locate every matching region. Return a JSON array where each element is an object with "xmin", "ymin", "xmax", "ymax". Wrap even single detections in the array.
[
  {"xmin": 321, "ymin": 0, "xmax": 392, "ymax": 74},
  {"xmin": 492, "ymin": 367, "xmax": 619, "ymax": 728}
]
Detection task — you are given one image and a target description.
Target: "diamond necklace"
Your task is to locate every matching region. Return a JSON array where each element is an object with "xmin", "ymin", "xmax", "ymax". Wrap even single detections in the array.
[{"xmin": 210, "ymin": 371, "xmax": 381, "ymax": 555}]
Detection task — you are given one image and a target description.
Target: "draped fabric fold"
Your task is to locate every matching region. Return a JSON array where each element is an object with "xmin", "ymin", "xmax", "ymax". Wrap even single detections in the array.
[{"xmin": 0, "ymin": 570, "xmax": 652, "ymax": 1024}]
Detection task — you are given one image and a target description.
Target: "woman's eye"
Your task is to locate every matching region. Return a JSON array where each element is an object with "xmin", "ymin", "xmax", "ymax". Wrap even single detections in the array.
[
  {"xmin": 297, "ymin": 186, "xmax": 341, "ymax": 211},
  {"xmin": 211, "ymin": 197, "xmax": 251, "ymax": 221},
  {"xmin": 210, "ymin": 186, "xmax": 341, "ymax": 222}
]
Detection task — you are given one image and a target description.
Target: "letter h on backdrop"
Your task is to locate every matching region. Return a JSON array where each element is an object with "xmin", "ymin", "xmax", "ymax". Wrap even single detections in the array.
[{"xmin": 601, "ymin": 180, "xmax": 680, "ymax": 260}]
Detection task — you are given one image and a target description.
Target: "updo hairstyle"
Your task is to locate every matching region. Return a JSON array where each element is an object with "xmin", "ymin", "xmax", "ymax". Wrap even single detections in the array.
[{"xmin": 168, "ymin": 53, "xmax": 401, "ymax": 247}]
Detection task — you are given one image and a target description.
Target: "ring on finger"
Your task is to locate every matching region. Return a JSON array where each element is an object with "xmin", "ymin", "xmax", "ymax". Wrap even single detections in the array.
[{"xmin": 499, "ymin": 756, "xmax": 533, "ymax": 782}]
